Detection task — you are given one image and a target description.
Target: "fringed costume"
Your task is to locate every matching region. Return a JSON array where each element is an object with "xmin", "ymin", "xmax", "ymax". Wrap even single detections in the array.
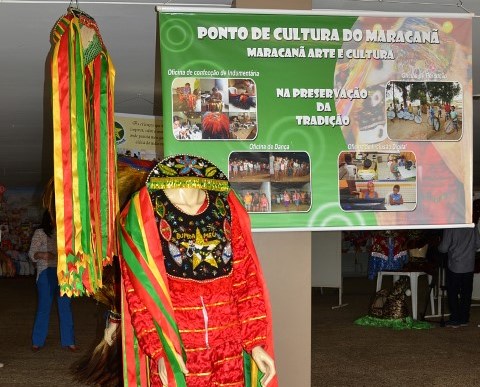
[
  {"xmin": 119, "ymin": 155, "xmax": 276, "ymax": 387},
  {"xmin": 50, "ymin": 9, "xmax": 118, "ymax": 296}
]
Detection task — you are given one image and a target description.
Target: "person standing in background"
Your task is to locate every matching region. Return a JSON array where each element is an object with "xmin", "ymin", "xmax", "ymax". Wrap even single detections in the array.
[
  {"xmin": 444, "ymin": 101, "xmax": 451, "ymax": 121},
  {"xmin": 438, "ymin": 210, "xmax": 480, "ymax": 328},
  {"xmin": 29, "ymin": 210, "xmax": 77, "ymax": 352}
]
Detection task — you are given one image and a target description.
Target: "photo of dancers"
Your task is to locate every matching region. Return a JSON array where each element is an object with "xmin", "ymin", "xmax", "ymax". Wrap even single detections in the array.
[
  {"xmin": 229, "ymin": 151, "xmax": 311, "ymax": 213},
  {"xmin": 171, "ymin": 77, "xmax": 258, "ymax": 140},
  {"xmin": 270, "ymin": 183, "xmax": 311, "ymax": 213},
  {"xmin": 270, "ymin": 154, "xmax": 310, "ymax": 182},
  {"xmin": 229, "ymin": 152, "xmax": 271, "ymax": 182},
  {"xmin": 230, "ymin": 182, "xmax": 272, "ymax": 213}
]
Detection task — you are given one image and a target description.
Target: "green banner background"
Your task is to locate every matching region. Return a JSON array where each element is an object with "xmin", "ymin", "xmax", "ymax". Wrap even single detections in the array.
[{"xmin": 158, "ymin": 9, "xmax": 472, "ymax": 230}]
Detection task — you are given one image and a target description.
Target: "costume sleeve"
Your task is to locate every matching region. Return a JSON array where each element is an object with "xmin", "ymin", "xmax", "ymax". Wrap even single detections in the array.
[
  {"xmin": 229, "ymin": 193, "xmax": 268, "ymax": 352},
  {"xmin": 120, "ymin": 258, "xmax": 163, "ymax": 362},
  {"xmin": 119, "ymin": 187, "xmax": 186, "ymax": 387}
]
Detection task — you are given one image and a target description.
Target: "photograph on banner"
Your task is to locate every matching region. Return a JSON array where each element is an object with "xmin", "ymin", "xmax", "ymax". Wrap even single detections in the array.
[
  {"xmin": 386, "ymin": 81, "xmax": 463, "ymax": 141},
  {"xmin": 115, "ymin": 113, "xmax": 163, "ymax": 160},
  {"xmin": 339, "ymin": 151, "xmax": 417, "ymax": 212},
  {"xmin": 338, "ymin": 151, "xmax": 417, "ymax": 181},
  {"xmin": 230, "ymin": 182, "xmax": 271, "ymax": 213},
  {"xmin": 230, "ymin": 181, "xmax": 312, "ymax": 213},
  {"xmin": 171, "ymin": 77, "xmax": 257, "ymax": 140},
  {"xmin": 270, "ymin": 182, "xmax": 312, "ymax": 213},
  {"xmin": 229, "ymin": 151, "xmax": 311, "ymax": 213},
  {"xmin": 340, "ymin": 181, "xmax": 416, "ymax": 212}
]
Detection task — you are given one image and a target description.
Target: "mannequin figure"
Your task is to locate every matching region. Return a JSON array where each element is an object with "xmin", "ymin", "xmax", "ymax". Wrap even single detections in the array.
[{"xmin": 119, "ymin": 155, "xmax": 277, "ymax": 387}]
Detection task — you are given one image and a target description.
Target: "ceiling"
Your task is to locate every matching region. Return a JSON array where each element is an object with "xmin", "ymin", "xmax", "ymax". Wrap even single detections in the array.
[{"xmin": 0, "ymin": 0, "xmax": 479, "ymax": 190}]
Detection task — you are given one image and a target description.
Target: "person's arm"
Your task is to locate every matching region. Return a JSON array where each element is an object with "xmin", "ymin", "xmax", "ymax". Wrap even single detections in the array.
[
  {"xmin": 437, "ymin": 230, "xmax": 451, "ymax": 254},
  {"xmin": 398, "ymin": 194, "xmax": 404, "ymax": 205},
  {"xmin": 388, "ymin": 194, "xmax": 394, "ymax": 205},
  {"xmin": 474, "ymin": 226, "xmax": 480, "ymax": 251},
  {"xmin": 339, "ymin": 165, "xmax": 348, "ymax": 180},
  {"xmin": 28, "ymin": 230, "xmax": 50, "ymax": 262},
  {"xmin": 230, "ymin": 195, "xmax": 276, "ymax": 386}
]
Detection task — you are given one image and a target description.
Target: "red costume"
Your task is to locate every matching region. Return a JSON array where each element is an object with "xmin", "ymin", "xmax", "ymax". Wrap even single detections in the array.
[{"xmin": 119, "ymin": 155, "xmax": 276, "ymax": 387}]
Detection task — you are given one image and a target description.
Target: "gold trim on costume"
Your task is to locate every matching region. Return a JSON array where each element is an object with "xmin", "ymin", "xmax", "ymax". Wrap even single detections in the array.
[
  {"xmin": 136, "ymin": 327, "xmax": 156, "ymax": 339},
  {"xmin": 215, "ymin": 380, "xmax": 244, "ymax": 386},
  {"xmin": 242, "ymin": 315, "xmax": 267, "ymax": 324},
  {"xmin": 148, "ymin": 177, "xmax": 230, "ymax": 192},
  {"xmin": 244, "ymin": 336, "xmax": 267, "ymax": 346},
  {"xmin": 131, "ymin": 306, "xmax": 148, "ymax": 314},
  {"xmin": 174, "ymin": 300, "xmax": 232, "ymax": 311},
  {"xmin": 214, "ymin": 354, "xmax": 243, "ymax": 365},
  {"xmin": 186, "ymin": 371, "xmax": 212, "ymax": 377},
  {"xmin": 185, "ymin": 346, "xmax": 208, "ymax": 353},
  {"xmin": 238, "ymin": 294, "xmax": 261, "ymax": 303},
  {"xmin": 167, "ymin": 269, "xmax": 233, "ymax": 284},
  {"xmin": 233, "ymin": 280, "xmax": 247, "ymax": 287},
  {"xmin": 179, "ymin": 321, "xmax": 238, "ymax": 333}
]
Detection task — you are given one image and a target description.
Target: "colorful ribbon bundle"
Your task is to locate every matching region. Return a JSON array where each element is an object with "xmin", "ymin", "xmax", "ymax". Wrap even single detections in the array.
[{"xmin": 51, "ymin": 10, "xmax": 118, "ymax": 296}]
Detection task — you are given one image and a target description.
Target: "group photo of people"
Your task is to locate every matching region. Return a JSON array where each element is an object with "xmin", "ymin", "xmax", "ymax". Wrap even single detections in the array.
[
  {"xmin": 386, "ymin": 81, "xmax": 463, "ymax": 141},
  {"xmin": 338, "ymin": 151, "xmax": 417, "ymax": 211},
  {"xmin": 172, "ymin": 113, "xmax": 203, "ymax": 140},
  {"xmin": 239, "ymin": 188, "xmax": 272, "ymax": 213},
  {"xmin": 271, "ymin": 154, "xmax": 310, "ymax": 182},
  {"xmin": 270, "ymin": 184, "xmax": 312, "ymax": 212},
  {"xmin": 229, "ymin": 153, "xmax": 271, "ymax": 181},
  {"xmin": 229, "ymin": 151, "xmax": 312, "ymax": 213},
  {"xmin": 170, "ymin": 77, "xmax": 258, "ymax": 140}
]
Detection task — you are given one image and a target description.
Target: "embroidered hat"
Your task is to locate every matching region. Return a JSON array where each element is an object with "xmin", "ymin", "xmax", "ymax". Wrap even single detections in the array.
[{"xmin": 146, "ymin": 154, "xmax": 229, "ymax": 192}]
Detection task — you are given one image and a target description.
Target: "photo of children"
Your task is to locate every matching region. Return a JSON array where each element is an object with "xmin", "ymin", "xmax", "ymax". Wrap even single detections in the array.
[
  {"xmin": 338, "ymin": 151, "xmax": 417, "ymax": 212},
  {"xmin": 230, "ymin": 182, "xmax": 272, "ymax": 213},
  {"xmin": 386, "ymin": 81, "xmax": 462, "ymax": 141},
  {"xmin": 270, "ymin": 183, "xmax": 311, "ymax": 213},
  {"xmin": 229, "ymin": 151, "xmax": 311, "ymax": 213},
  {"xmin": 339, "ymin": 152, "xmax": 417, "ymax": 181},
  {"xmin": 388, "ymin": 184, "xmax": 404, "ymax": 205},
  {"xmin": 171, "ymin": 78, "xmax": 259, "ymax": 141}
]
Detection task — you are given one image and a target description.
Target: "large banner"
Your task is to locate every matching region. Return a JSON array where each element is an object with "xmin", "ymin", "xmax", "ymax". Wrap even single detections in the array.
[{"xmin": 157, "ymin": 7, "xmax": 472, "ymax": 230}]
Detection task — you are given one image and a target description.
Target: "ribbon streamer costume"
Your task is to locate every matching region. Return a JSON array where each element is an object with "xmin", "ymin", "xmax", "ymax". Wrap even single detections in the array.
[
  {"xmin": 50, "ymin": 9, "xmax": 118, "ymax": 296},
  {"xmin": 119, "ymin": 155, "xmax": 276, "ymax": 387}
]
